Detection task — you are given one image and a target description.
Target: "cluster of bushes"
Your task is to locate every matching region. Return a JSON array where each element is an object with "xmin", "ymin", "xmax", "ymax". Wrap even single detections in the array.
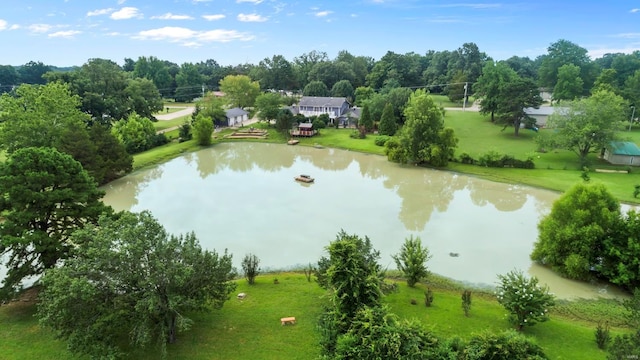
[{"xmin": 457, "ymin": 150, "xmax": 535, "ymax": 169}]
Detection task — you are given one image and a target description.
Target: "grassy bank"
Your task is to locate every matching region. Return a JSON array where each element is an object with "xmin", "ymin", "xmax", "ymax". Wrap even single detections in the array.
[{"xmin": 0, "ymin": 273, "xmax": 631, "ymax": 359}]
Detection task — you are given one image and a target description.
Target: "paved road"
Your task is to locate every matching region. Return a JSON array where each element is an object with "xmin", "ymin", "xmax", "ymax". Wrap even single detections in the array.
[{"xmin": 156, "ymin": 106, "xmax": 195, "ymax": 121}]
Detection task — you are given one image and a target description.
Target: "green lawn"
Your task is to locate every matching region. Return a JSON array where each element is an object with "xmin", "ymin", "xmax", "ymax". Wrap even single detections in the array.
[
  {"xmin": 0, "ymin": 273, "xmax": 631, "ymax": 359},
  {"xmin": 153, "ymin": 114, "xmax": 190, "ymax": 132}
]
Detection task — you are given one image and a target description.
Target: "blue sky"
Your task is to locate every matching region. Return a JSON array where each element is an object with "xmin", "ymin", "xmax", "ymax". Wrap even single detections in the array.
[{"xmin": 1, "ymin": 0, "xmax": 639, "ymax": 67}]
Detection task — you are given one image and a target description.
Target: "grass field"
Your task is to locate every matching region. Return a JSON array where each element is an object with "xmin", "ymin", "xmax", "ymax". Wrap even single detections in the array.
[{"xmin": 0, "ymin": 273, "xmax": 631, "ymax": 359}]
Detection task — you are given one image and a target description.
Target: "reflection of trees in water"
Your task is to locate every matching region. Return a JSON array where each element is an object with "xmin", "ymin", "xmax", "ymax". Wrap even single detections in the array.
[
  {"xmin": 467, "ymin": 182, "xmax": 528, "ymax": 212},
  {"xmin": 383, "ymin": 168, "xmax": 465, "ymax": 231},
  {"xmin": 306, "ymin": 147, "xmax": 355, "ymax": 171},
  {"xmin": 355, "ymin": 153, "xmax": 387, "ymax": 181},
  {"xmin": 192, "ymin": 143, "xmax": 298, "ymax": 178},
  {"xmin": 102, "ymin": 166, "xmax": 164, "ymax": 211}
]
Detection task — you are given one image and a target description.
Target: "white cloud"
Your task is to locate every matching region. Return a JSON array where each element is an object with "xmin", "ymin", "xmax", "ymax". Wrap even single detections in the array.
[
  {"xmin": 613, "ymin": 33, "xmax": 640, "ymax": 39},
  {"xmin": 203, "ymin": 14, "xmax": 226, "ymax": 21},
  {"xmin": 87, "ymin": 8, "xmax": 113, "ymax": 17},
  {"xmin": 28, "ymin": 24, "xmax": 53, "ymax": 33},
  {"xmin": 0, "ymin": 19, "xmax": 7, "ymax": 30},
  {"xmin": 9, "ymin": 24, "xmax": 20, "ymax": 30},
  {"xmin": 589, "ymin": 46, "xmax": 640, "ymax": 59},
  {"xmin": 237, "ymin": 0, "xmax": 264, "ymax": 3},
  {"xmin": 48, "ymin": 30, "xmax": 81, "ymax": 38},
  {"xmin": 238, "ymin": 13, "xmax": 267, "ymax": 22},
  {"xmin": 117, "ymin": 0, "xmax": 126, "ymax": 4},
  {"xmin": 315, "ymin": 10, "xmax": 333, "ymax": 17},
  {"xmin": 134, "ymin": 26, "xmax": 254, "ymax": 44},
  {"xmin": 151, "ymin": 13, "xmax": 194, "ymax": 20},
  {"xmin": 439, "ymin": 3, "xmax": 501, "ymax": 9},
  {"xmin": 110, "ymin": 7, "xmax": 142, "ymax": 20},
  {"xmin": 631, "ymin": 8, "xmax": 640, "ymax": 13}
]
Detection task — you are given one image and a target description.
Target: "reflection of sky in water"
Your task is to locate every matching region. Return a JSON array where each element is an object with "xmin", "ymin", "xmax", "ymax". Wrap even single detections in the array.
[{"xmin": 98, "ymin": 143, "xmax": 629, "ymax": 299}]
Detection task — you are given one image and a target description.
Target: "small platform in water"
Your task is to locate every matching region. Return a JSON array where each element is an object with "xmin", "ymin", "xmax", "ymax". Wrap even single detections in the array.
[{"xmin": 295, "ymin": 174, "xmax": 314, "ymax": 183}]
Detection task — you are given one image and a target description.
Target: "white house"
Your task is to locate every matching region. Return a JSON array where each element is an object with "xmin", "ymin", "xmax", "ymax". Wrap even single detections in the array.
[
  {"xmin": 225, "ymin": 107, "xmax": 249, "ymax": 127},
  {"xmin": 292, "ymin": 97, "xmax": 350, "ymax": 122},
  {"xmin": 524, "ymin": 106, "xmax": 568, "ymax": 128}
]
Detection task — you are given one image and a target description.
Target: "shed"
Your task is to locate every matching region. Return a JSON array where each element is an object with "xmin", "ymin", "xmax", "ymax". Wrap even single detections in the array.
[
  {"xmin": 290, "ymin": 122, "xmax": 316, "ymax": 137},
  {"xmin": 603, "ymin": 141, "xmax": 640, "ymax": 166},
  {"xmin": 225, "ymin": 107, "xmax": 249, "ymax": 127}
]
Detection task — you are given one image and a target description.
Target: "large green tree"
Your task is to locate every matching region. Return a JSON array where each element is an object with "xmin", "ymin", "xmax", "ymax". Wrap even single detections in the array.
[
  {"xmin": 125, "ymin": 77, "xmax": 164, "ymax": 120},
  {"xmin": 358, "ymin": 102, "xmax": 374, "ymax": 133},
  {"xmin": 76, "ymin": 58, "xmax": 130, "ymax": 122},
  {"xmin": 254, "ymin": 92, "xmax": 283, "ymax": 124},
  {"xmin": 175, "ymin": 62, "xmax": 204, "ymax": 102},
  {"xmin": 132, "ymin": 56, "xmax": 173, "ymax": 97},
  {"xmin": 111, "ymin": 112, "xmax": 158, "ymax": 154},
  {"xmin": 494, "ymin": 76, "xmax": 543, "ymax": 136},
  {"xmin": 37, "ymin": 211, "xmax": 236, "ymax": 359},
  {"xmin": 385, "ymin": 89, "xmax": 457, "ymax": 166},
  {"xmin": 531, "ymin": 183, "xmax": 621, "ymax": 280},
  {"xmin": 0, "ymin": 147, "xmax": 111, "ymax": 300},
  {"xmin": 601, "ymin": 210, "xmax": 640, "ymax": 291},
  {"xmin": 474, "ymin": 61, "xmax": 518, "ymax": 122},
  {"xmin": 302, "ymin": 80, "xmax": 330, "ymax": 97},
  {"xmin": 538, "ymin": 39, "xmax": 596, "ymax": 91},
  {"xmin": 193, "ymin": 113, "xmax": 213, "ymax": 146},
  {"xmin": 219, "ymin": 75, "xmax": 260, "ymax": 109},
  {"xmin": 17, "ymin": 61, "xmax": 51, "ymax": 84},
  {"xmin": 330, "ymin": 79, "xmax": 354, "ymax": 100},
  {"xmin": 553, "ymin": 64, "xmax": 584, "ymax": 102},
  {"xmin": 540, "ymin": 90, "xmax": 627, "ymax": 165}
]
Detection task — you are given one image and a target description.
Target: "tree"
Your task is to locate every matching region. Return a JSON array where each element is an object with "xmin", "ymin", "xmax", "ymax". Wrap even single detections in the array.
[
  {"xmin": 330, "ymin": 79, "xmax": 354, "ymax": 100},
  {"xmin": 37, "ymin": 211, "xmax": 236, "ymax": 358},
  {"xmin": 253, "ymin": 54, "xmax": 296, "ymax": 90},
  {"xmin": 553, "ymin": 64, "xmax": 584, "ymax": 102},
  {"xmin": 531, "ymin": 183, "xmax": 621, "ymax": 280},
  {"xmin": 219, "ymin": 74, "xmax": 261, "ymax": 109},
  {"xmin": 624, "ymin": 70, "xmax": 640, "ymax": 110},
  {"xmin": 87, "ymin": 123, "xmax": 133, "ymax": 183},
  {"xmin": 474, "ymin": 61, "xmax": 518, "ymax": 122},
  {"xmin": 197, "ymin": 94, "xmax": 227, "ymax": 127},
  {"xmin": 0, "ymin": 82, "xmax": 90, "ymax": 153},
  {"xmin": 495, "ymin": 270, "xmax": 555, "ymax": 331},
  {"xmin": 302, "ymin": 80, "xmax": 329, "ymax": 97},
  {"xmin": 125, "ymin": 77, "xmax": 164, "ymax": 120},
  {"xmin": 192, "ymin": 113, "xmax": 213, "ymax": 146},
  {"xmin": 133, "ymin": 56, "xmax": 174, "ymax": 97},
  {"xmin": 538, "ymin": 39, "xmax": 595, "ymax": 91},
  {"xmin": 325, "ymin": 230, "xmax": 383, "ymax": 332},
  {"xmin": 494, "ymin": 76, "xmax": 543, "ymax": 136},
  {"xmin": 175, "ymin": 62, "xmax": 204, "ymax": 102},
  {"xmin": 354, "ymin": 86, "xmax": 374, "ymax": 106},
  {"xmin": 76, "ymin": 58, "xmax": 130, "ymax": 121},
  {"xmin": 392, "ymin": 235, "xmax": 432, "ymax": 287},
  {"xmin": 358, "ymin": 103, "xmax": 374, "ymax": 133},
  {"xmin": 17, "ymin": 61, "xmax": 51, "ymax": 84},
  {"xmin": 540, "ymin": 90, "xmax": 627, "ymax": 165},
  {"xmin": 601, "ymin": 210, "xmax": 640, "ymax": 291},
  {"xmin": 386, "ymin": 89, "xmax": 457, "ymax": 167},
  {"xmin": 378, "ymin": 102, "xmax": 397, "ymax": 136},
  {"xmin": 0, "ymin": 147, "xmax": 111, "ymax": 300},
  {"xmin": 275, "ymin": 108, "xmax": 294, "ymax": 135},
  {"xmin": 0, "ymin": 65, "xmax": 19, "ymax": 93},
  {"xmin": 254, "ymin": 92, "xmax": 283, "ymax": 123},
  {"xmin": 111, "ymin": 112, "xmax": 158, "ymax": 154},
  {"xmin": 242, "ymin": 253, "xmax": 261, "ymax": 284},
  {"xmin": 465, "ymin": 330, "xmax": 548, "ymax": 359}
]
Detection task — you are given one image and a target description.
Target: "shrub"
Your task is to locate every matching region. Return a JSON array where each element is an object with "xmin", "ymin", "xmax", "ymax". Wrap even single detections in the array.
[
  {"xmin": 462, "ymin": 290, "xmax": 472, "ymax": 317},
  {"xmin": 495, "ymin": 270, "xmax": 555, "ymax": 331},
  {"xmin": 374, "ymin": 135, "xmax": 391, "ymax": 146},
  {"xmin": 392, "ymin": 235, "xmax": 432, "ymax": 287},
  {"xmin": 607, "ymin": 330, "xmax": 640, "ymax": 360},
  {"xmin": 634, "ymin": 185, "xmax": 640, "ymax": 198},
  {"xmin": 312, "ymin": 118, "xmax": 327, "ymax": 129},
  {"xmin": 464, "ymin": 330, "xmax": 548, "ymax": 359},
  {"xmin": 178, "ymin": 121, "xmax": 192, "ymax": 142},
  {"xmin": 459, "ymin": 152, "xmax": 475, "ymax": 164},
  {"xmin": 424, "ymin": 288, "xmax": 434, "ymax": 307},
  {"xmin": 595, "ymin": 321, "xmax": 610, "ymax": 349},
  {"xmin": 241, "ymin": 253, "xmax": 261, "ymax": 285}
]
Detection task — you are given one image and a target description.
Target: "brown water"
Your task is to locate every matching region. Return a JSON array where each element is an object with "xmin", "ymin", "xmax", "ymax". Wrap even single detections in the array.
[{"xmin": 101, "ymin": 142, "xmax": 629, "ymax": 299}]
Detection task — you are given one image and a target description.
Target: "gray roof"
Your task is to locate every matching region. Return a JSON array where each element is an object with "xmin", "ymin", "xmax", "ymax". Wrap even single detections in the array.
[
  {"xmin": 225, "ymin": 107, "xmax": 248, "ymax": 117},
  {"xmin": 524, "ymin": 106, "xmax": 566, "ymax": 116},
  {"xmin": 298, "ymin": 96, "xmax": 348, "ymax": 107}
]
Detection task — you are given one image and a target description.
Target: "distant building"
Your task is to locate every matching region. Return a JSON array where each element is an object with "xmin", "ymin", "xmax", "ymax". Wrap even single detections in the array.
[
  {"xmin": 225, "ymin": 107, "xmax": 249, "ymax": 127},
  {"xmin": 603, "ymin": 141, "xmax": 640, "ymax": 166},
  {"xmin": 524, "ymin": 106, "xmax": 568, "ymax": 128}
]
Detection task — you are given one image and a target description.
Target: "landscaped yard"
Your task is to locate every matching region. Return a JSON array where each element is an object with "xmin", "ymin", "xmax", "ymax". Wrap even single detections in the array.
[{"xmin": 0, "ymin": 273, "xmax": 631, "ymax": 359}]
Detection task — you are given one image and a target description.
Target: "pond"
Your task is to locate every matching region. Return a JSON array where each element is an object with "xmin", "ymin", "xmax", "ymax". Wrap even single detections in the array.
[{"xmin": 101, "ymin": 142, "xmax": 627, "ymax": 300}]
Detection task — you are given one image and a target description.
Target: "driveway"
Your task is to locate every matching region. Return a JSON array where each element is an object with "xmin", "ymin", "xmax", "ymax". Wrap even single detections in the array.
[{"xmin": 156, "ymin": 106, "xmax": 195, "ymax": 121}]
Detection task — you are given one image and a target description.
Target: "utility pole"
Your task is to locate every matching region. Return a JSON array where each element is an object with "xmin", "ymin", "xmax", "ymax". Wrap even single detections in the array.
[
  {"xmin": 202, "ymin": 84, "xmax": 205, "ymax": 99},
  {"xmin": 630, "ymin": 105, "xmax": 636, "ymax": 131},
  {"xmin": 462, "ymin": 82, "xmax": 468, "ymax": 111}
]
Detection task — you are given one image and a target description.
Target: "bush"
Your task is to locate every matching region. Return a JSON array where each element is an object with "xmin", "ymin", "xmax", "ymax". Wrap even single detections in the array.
[
  {"xmin": 607, "ymin": 330, "xmax": 640, "ymax": 360},
  {"xmin": 459, "ymin": 152, "xmax": 475, "ymax": 164},
  {"xmin": 462, "ymin": 290, "xmax": 472, "ymax": 317},
  {"xmin": 241, "ymin": 253, "xmax": 261, "ymax": 285},
  {"xmin": 392, "ymin": 235, "xmax": 432, "ymax": 287},
  {"xmin": 374, "ymin": 135, "xmax": 391, "ymax": 146},
  {"xmin": 595, "ymin": 321, "xmax": 610, "ymax": 349},
  {"xmin": 424, "ymin": 288, "xmax": 434, "ymax": 307},
  {"xmin": 313, "ymin": 118, "xmax": 327, "ymax": 129},
  {"xmin": 495, "ymin": 270, "xmax": 555, "ymax": 331},
  {"xmin": 477, "ymin": 151, "xmax": 535, "ymax": 169},
  {"xmin": 464, "ymin": 330, "xmax": 548, "ymax": 359}
]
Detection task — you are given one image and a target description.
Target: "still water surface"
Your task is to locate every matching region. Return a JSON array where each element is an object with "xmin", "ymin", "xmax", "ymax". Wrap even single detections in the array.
[{"xmin": 101, "ymin": 143, "xmax": 627, "ymax": 299}]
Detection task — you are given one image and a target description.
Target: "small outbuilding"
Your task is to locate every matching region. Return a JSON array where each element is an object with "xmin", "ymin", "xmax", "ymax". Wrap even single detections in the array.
[
  {"xmin": 603, "ymin": 141, "xmax": 640, "ymax": 166},
  {"xmin": 290, "ymin": 122, "xmax": 316, "ymax": 137},
  {"xmin": 225, "ymin": 107, "xmax": 249, "ymax": 127}
]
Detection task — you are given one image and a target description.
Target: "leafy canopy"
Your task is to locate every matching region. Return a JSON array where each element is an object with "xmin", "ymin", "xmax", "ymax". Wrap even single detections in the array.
[{"xmin": 37, "ymin": 211, "xmax": 237, "ymax": 359}]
